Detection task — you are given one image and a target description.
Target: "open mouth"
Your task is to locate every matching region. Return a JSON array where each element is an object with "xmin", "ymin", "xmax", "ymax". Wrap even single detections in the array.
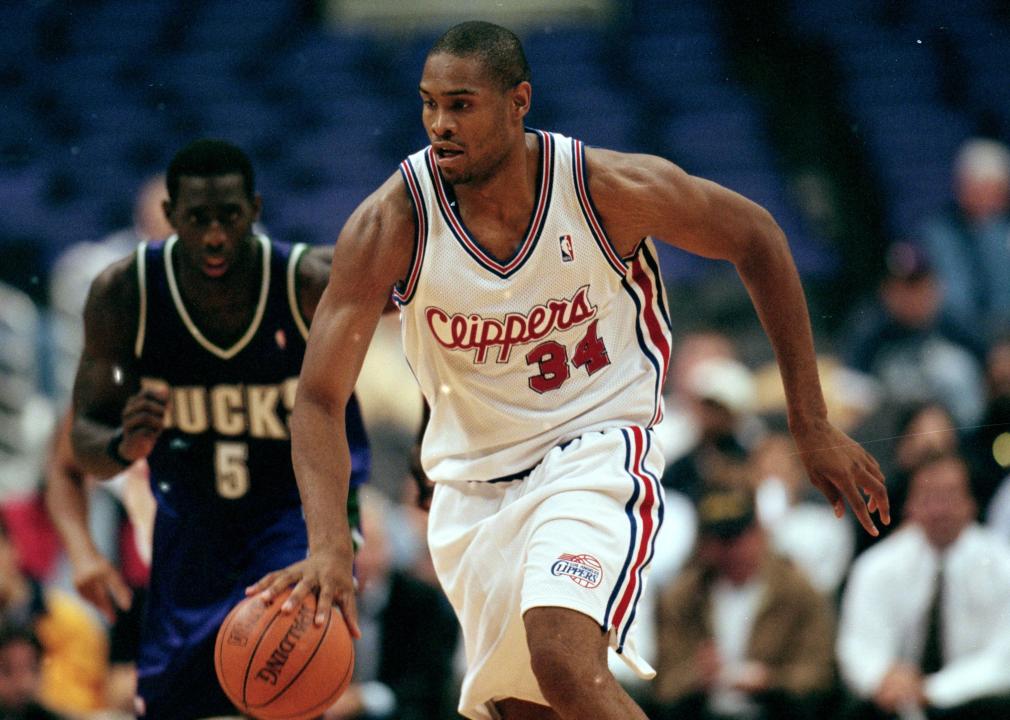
[
  {"xmin": 203, "ymin": 256, "xmax": 228, "ymax": 277},
  {"xmin": 435, "ymin": 146, "xmax": 464, "ymax": 162}
]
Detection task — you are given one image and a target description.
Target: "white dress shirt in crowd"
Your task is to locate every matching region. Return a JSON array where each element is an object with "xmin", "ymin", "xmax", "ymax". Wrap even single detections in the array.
[{"xmin": 837, "ymin": 523, "xmax": 1010, "ymax": 708}]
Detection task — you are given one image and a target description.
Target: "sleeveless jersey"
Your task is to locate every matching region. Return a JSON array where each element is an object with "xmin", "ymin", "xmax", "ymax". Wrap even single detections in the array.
[
  {"xmin": 396, "ymin": 130, "xmax": 673, "ymax": 483},
  {"xmin": 132, "ymin": 235, "xmax": 370, "ymax": 712}
]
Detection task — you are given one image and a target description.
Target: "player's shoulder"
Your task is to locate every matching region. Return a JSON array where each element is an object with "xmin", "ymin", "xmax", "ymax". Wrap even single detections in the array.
[
  {"xmin": 293, "ymin": 243, "xmax": 332, "ymax": 293},
  {"xmin": 583, "ymin": 145, "xmax": 682, "ymax": 191},
  {"xmin": 85, "ymin": 249, "xmax": 141, "ymax": 313}
]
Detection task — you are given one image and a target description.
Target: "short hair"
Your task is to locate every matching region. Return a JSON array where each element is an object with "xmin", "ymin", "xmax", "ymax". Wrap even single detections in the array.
[
  {"xmin": 428, "ymin": 21, "xmax": 531, "ymax": 90},
  {"xmin": 166, "ymin": 138, "xmax": 255, "ymax": 205}
]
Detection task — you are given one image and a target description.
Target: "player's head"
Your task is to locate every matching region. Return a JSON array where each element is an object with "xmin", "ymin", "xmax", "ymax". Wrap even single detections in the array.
[
  {"xmin": 428, "ymin": 21, "xmax": 531, "ymax": 91},
  {"xmin": 904, "ymin": 450, "xmax": 976, "ymax": 550},
  {"xmin": 163, "ymin": 139, "xmax": 262, "ymax": 280},
  {"xmin": 421, "ymin": 21, "xmax": 532, "ymax": 185}
]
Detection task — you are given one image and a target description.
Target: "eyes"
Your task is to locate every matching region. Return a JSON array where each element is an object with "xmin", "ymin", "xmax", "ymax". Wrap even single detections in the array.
[
  {"xmin": 421, "ymin": 97, "xmax": 471, "ymax": 111},
  {"xmin": 185, "ymin": 206, "xmax": 243, "ymax": 227}
]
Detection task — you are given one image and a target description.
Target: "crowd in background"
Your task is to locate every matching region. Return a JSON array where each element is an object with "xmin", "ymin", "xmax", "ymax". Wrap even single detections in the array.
[{"xmin": 2, "ymin": 3, "xmax": 1010, "ymax": 720}]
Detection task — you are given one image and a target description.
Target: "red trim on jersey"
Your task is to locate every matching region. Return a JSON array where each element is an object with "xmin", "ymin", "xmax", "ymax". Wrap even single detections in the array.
[
  {"xmin": 572, "ymin": 139, "xmax": 627, "ymax": 275},
  {"xmin": 393, "ymin": 159, "xmax": 426, "ymax": 304},
  {"xmin": 629, "ymin": 256, "xmax": 671, "ymax": 424},
  {"xmin": 425, "ymin": 130, "xmax": 553, "ymax": 275},
  {"xmin": 611, "ymin": 426, "xmax": 659, "ymax": 633}
]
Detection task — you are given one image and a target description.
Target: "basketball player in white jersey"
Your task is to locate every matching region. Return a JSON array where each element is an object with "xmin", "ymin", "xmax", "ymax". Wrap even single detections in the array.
[{"xmin": 249, "ymin": 21, "xmax": 890, "ymax": 720}]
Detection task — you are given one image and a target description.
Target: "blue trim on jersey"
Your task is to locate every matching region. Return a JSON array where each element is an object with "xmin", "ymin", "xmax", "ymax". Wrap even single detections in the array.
[
  {"xmin": 617, "ymin": 431, "xmax": 665, "ymax": 650},
  {"xmin": 621, "ymin": 273, "xmax": 665, "ymax": 428},
  {"xmin": 423, "ymin": 129, "xmax": 555, "ymax": 279},
  {"xmin": 570, "ymin": 138, "xmax": 627, "ymax": 277},
  {"xmin": 603, "ymin": 428, "xmax": 640, "ymax": 630},
  {"xmin": 393, "ymin": 159, "xmax": 428, "ymax": 306},
  {"xmin": 641, "ymin": 242, "xmax": 673, "ymax": 331}
]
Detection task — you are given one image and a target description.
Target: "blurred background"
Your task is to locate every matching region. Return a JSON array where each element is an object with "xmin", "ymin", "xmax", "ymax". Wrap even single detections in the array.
[{"xmin": 2, "ymin": 1, "xmax": 1010, "ymax": 718}]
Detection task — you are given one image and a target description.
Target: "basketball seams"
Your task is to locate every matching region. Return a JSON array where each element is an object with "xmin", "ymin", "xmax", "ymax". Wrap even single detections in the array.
[
  {"xmin": 216, "ymin": 593, "xmax": 354, "ymax": 719},
  {"xmin": 245, "ymin": 602, "xmax": 331, "ymax": 712}
]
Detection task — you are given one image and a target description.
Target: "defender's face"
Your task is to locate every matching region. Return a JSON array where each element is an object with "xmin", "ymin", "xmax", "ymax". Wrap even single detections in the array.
[
  {"xmin": 419, "ymin": 52, "xmax": 527, "ymax": 185},
  {"xmin": 164, "ymin": 174, "xmax": 261, "ymax": 279}
]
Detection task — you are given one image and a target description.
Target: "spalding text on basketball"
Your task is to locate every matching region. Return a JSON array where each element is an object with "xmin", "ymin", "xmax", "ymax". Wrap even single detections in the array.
[{"xmin": 255, "ymin": 603, "xmax": 315, "ymax": 685}]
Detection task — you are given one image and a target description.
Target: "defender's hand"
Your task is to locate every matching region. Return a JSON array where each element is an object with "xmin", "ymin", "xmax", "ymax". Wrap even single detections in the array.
[
  {"xmin": 72, "ymin": 553, "xmax": 132, "ymax": 624},
  {"xmin": 246, "ymin": 551, "xmax": 360, "ymax": 638},
  {"xmin": 791, "ymin": 417, "xmax": 890, "ymax": 536},
  {"xmin": 119, "ymin": 388, "xmax": 169, "ymax": 462}
]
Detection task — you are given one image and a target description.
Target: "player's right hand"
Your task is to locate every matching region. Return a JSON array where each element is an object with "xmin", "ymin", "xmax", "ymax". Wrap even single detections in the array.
[
  {"xmin": 72, "ymin": 553, "xmax": 132, "ymax": 624},
  {"xmin": 245, "ymin": 551, "xmax": 361, "ymax": 639},
  {"xmin": 119, "ymin": 388, "xmax": 169, "ymax": 462}
]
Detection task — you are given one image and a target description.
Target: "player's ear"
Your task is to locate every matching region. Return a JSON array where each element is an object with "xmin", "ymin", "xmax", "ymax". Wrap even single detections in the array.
[
  {"xmin": 510, "ymin": 81, "xmax": 531, "ymax": 119},
  {"xmin": 252, "ymin": 194, "xmax": 263, "ymax": 221},
  {"xmin": 162, "ymin": 199, "xmax": 176, "ymax": 228}
]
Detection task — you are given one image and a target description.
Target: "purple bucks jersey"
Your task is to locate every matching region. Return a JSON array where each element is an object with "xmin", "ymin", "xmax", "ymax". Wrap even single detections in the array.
[{"xmin": 132, "ymin": 235, "xmax": 369, "ymax": 718}]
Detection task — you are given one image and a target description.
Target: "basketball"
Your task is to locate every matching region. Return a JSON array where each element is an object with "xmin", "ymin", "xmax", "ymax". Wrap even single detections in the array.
[{"xmin": 214, "ymin": 588, "xmax": 354, "ymax": 720}]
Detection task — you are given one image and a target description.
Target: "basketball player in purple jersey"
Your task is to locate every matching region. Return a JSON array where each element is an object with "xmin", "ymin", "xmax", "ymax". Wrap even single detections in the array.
[
  {"xmin": 250, "ymin": 22, "xmax": 889, "ymax": 720},
  {"xmin": 70, "ymin": 139, "xmax": 370, "ymax": 719}
]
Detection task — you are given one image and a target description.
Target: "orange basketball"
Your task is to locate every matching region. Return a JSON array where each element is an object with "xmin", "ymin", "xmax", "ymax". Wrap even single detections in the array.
[{"xmin": 214, "ymin": 588, "xmax": 354, "ymax": 720}]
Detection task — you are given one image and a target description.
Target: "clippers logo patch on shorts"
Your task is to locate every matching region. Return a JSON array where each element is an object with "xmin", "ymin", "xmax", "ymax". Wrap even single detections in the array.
[{"xmin": 551, "ymin": 553, "xmax": 603, "ymax": 588}]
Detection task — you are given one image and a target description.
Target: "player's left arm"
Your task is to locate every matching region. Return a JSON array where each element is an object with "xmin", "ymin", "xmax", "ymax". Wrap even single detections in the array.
[
  {"xmin": 585, "ymin": 147, "xmax": 888, "ymax": 534},
  {"xmin": 297, "ymin": 244, "xmax": 398, "ymax": 321}
]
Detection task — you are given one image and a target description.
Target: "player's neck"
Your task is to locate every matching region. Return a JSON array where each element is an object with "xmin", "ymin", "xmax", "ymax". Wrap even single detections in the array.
[{"xmin": 452, "ymin": 132, "xmax": 538, "ymax": 222}]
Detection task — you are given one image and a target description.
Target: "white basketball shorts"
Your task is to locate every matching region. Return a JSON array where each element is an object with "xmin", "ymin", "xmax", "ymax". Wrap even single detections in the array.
[{"xmin": 427, "ymin": 425, "xmax": 666, "ymax": 720}]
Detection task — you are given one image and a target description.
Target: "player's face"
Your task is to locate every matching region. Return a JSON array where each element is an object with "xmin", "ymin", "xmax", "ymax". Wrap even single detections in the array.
[
  {"xmin": 420, "ymin": 52, "xmax": 530, "ymax": 185},
  {"xmin": 164, "ymin": 174, "xmax": 262, "ymax": 279}
]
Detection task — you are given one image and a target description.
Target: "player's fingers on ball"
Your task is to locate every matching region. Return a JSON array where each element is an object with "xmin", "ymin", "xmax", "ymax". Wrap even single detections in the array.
[
  {"xmin": 336, "ymin": 591, "xmax": 361, "ymax": 638},
  {"xmin": 282, "ymin": 577, "xmax": 315, "ymax": 614},
  {"xmin": 247, "ymin": 570, "xmax": 282, "ymax": 597},
  {"xmin": 315, "ymin": 582, "xmax": 335, "ymax": 627}
]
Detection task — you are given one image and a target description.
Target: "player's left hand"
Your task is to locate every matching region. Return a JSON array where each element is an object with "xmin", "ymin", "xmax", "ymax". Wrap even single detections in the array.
[{"xmin": 790, "ymin": 417, "xmax": 890, "ymax": 536}]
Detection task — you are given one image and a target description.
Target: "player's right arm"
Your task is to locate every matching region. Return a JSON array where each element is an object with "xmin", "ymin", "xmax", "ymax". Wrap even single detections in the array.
[
  {"xmin": 247, "ymin": 173, "xmax": 416, "ymax": 633},
  {"xmin": 71, "ymin": 254, "xmax": 168, "ymax": 479},
  {"xmin": 44, "ymin": 407, "xmax": 132, "ymax": 622}
]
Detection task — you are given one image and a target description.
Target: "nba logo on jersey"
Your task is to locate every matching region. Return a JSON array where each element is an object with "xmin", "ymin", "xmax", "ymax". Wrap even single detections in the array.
[{"xmin": 559, "ymin": 234, "xmax": 574, "ymax": 262}]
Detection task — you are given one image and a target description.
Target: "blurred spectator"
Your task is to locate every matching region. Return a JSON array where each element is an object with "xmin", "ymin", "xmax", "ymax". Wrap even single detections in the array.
[
  {"xmin": 0, "ymin": 626, "xmax": 66, "ymax": 720},
  {"xmin": 43, "ymin": 408, "xmax": 153, "ymax": 716},
  {"xmin": 843, "ymin": 241, "xmax": 986, "ymax": 428},
  {"xmin": 661, "ymin": 357, "xmax": 763, "ymax": 503},
  {"xmin": 837, "ymin": 452, "xmax": 1010, "ymax": 720},
  {"xmin": 48, "ymin": 174, "xmax": 172, "ymax": 405},
  {"xmin": 920, "ymin": 138, "xmax": 1010, "ymax": 339},
  {"xmin": 324, "ymin": 488, "xmax": 460, "ymax": 720},
  {"xmin": 966, "ymin": 336, "xmax": 1010, "ymax": 515},
  {"xmin": 0, "ymin": 282, "xmax": 56, "ymax": 501},
  {"xmin": 752, "ymin": 432, "xmax": 855, "ymax": 596},
  {"xmin": 652, "ymin": 487, "xmax": 835, "ymax": 720},
  {"xmin": 0, "ymin": 516, "xmax": 108, "ymax": 716}
]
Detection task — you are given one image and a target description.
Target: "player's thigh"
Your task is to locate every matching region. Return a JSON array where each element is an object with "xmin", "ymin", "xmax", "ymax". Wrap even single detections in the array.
[{"xmin": 523, "ymin": 605, "xmax": 610, "ymax": 679}]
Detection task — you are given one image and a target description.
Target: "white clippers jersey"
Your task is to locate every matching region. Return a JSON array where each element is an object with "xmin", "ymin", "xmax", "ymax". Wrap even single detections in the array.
[{"xmin": 396, "ymin": 130, "xmax": 673, "ymax": 483}]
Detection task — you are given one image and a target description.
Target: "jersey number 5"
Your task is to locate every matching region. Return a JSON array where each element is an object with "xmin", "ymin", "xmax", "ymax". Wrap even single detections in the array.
[
  {"xmin": 215, "ymin": 442, "xmax": 250, "ymax": 499},
  {"xmin": 525, "ymin": 320, "xmax": 610, "ymax": 393}
]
